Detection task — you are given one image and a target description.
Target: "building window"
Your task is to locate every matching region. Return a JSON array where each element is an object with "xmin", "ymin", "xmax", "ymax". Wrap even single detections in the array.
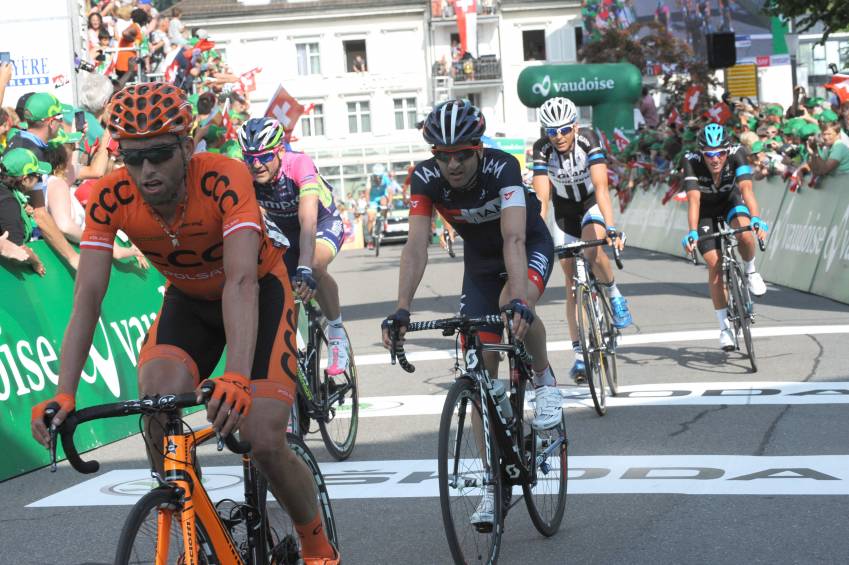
[
  {"xmin": 347, "ymin": 100, "xmax": 371, "ymax": 133},
  {"xmin": 522, "ymin": 30, "xmax": 546, "ymax": 61},
  {"xmin": 344, "ymin": 39, "xmax": 368, "ymax": 72},
  {"xmin": 394, "ymin": 97, "xmax": 418, "ymax": 130},
  {"xmin": 301, "ymin": 104, "xmax": 325, "ymax": 137},
  {"xmin": 296, "ymin": 42, "xmax": 321, "ymax": 75}
]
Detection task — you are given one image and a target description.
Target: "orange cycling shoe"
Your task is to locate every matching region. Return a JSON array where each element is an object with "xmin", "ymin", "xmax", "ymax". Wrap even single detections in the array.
[{"xmin": 302, "ymin": 548, "xmax": 341, "ymax": 565}]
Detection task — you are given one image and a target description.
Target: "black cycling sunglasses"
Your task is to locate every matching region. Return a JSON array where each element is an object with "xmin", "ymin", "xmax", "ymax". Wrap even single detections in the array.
[
  {"xmin": 432, "ymin": 145, "xmax": 481, "ymax": 163},
  {"xmin": 120, "ymin": 143, "xmax": 180, "ymax": 167}
]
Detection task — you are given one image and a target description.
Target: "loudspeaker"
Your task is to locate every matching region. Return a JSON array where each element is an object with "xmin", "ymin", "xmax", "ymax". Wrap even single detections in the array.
[{"xmin": 707, "ymin": 32, "xmax": 736, "ymax": 69}]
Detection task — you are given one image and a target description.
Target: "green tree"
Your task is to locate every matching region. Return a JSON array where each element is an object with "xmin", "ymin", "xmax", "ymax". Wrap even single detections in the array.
[{"xmin": 765, "ymin": 0, "xmax": 849, "ymax": 44}]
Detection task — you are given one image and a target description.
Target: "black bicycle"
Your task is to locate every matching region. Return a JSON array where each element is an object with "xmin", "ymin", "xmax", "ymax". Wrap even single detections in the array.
[
  {"xmin": 443, "ymin": 226, "xmax": 456, "ymax": 258},
  {"xmin": 370, "ymin": 204, "xmax": 386, "ymax": 256},
  {"xmin": 44, "ymin": 382, "xmax": 337, "ymax": 564},
  {"xmin": 555, "ymin": 237, "xmax": 624, "ymax": 416},
  {"xmin": 390, "ymin": 314, "xmax": 567, "ymax": 564},
  {"xmin": 691, "ymin": 222, "xmax": 766, "ymax": 372},
  {"xmin": 291, "ymin": 299, "xmax": 359, "ymax": 460}
]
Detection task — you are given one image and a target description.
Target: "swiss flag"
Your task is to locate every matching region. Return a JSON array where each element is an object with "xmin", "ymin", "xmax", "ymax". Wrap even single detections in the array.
[
  {"xmin": 238, "ymin": 67, "xmax": 262, "ymax": 94},
  {"xmin": 613, "ymin": 128, "xmax": 630, "ymax": 151},
  {"xmin": 682, "ymin": 85, "xmax": 704, "ymax": 114},
  {"xmin": 667, "ymin": 107, "xmax": 683, "ymax": 127},
  {"xmin": 595, "ymin": 127, "xmax": 612, "ymax": 154},
  {"xmin": 825, "ymin": 73, "xmax": 849, "ymax": 104},
  {"xmin": 453, "ymin": 0, "xmax": 477, "ymax": 57},
  {"xmin": 221, "ymin": 100, "xmax": 237, "ymax": 141},
  {"xmin": 703, "ymin": 103, "xmax": 733, "ymax": 124},
  {"xmin": 265, "ymin": 84, "xmax": 304, "ymax": 133}
]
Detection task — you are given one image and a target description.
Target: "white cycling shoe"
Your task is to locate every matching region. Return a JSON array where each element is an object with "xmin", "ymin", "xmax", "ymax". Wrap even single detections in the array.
[
  {"xmin": 532, "ymin": 385, "xmax": 564, "ymax": 430},
  {"xmin": 747, "ymin": 272, "xmax": 767, "ymax": 297},
  {"xmin": 470, "ymin": 487, "xmax": 495, "ymax": 530},
  {"xmin": 326, "ymin": 336, "xmax": 350, "ymax": 376},
  {"xmin": 719, "ymin": 328, "xmax": 735, "ymax": 351}
]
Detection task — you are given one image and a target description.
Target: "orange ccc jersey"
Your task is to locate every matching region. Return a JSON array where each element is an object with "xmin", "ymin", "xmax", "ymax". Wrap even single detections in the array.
[{"xmin": 81, "ymin": 152, "xmax": 285, "ymax": 301}]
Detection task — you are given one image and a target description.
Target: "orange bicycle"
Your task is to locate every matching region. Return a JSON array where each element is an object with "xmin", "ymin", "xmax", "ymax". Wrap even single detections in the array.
[{"xmin": 45, "ymin": 382, "xmax": 337, "ymax": 564}]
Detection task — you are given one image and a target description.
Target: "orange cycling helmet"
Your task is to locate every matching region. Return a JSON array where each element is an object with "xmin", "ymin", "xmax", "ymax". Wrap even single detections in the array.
[{"xmin": 108, "ymin": 82, "xmax": 192, "ymax": 140}]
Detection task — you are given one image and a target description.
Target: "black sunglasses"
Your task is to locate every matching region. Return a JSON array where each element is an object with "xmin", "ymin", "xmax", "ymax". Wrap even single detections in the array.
[
  {"xmin": 120, "ymin": 143, "xmax": 180, "ymax": 167},
  {"xmin": 432, "ymin": 146, "xmax": 480, "ymax": 163}
]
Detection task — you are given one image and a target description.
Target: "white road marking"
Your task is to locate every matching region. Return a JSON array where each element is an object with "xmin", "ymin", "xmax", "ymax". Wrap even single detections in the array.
[
  {"xmin": 345, "ymin": 324, "xmax": 849, "ymax": 367},
  {"xmin": 28, "ymin": 455, "xmax": 849, "ymax": 507},
  {"xmin": 334, "ymin": 382, "xmax": 849, "ymax": 418}
]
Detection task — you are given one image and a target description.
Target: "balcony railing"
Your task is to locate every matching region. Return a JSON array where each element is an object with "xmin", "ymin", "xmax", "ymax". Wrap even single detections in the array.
[
  {"xmin": 429, "ymin": 0, "xmax": 499, "ymax": 20},
  {"xmin": 433, "ymin": 55, "xmax": 502, "ymax": 82}
]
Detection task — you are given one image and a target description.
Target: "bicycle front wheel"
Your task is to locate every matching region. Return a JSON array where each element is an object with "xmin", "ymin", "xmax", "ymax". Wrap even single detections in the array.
[
  {"xmin": 115, "ymin": 487, "xmax": 220, "ymax": 564},
  {"xmin": 438, "ymin": 377, "xmax": 503, "ymax": 565},
  {"xmin": 599, "ymin": 294, "xmax": 619, "ymax": 396},
  {"xmin": 316, "ymin": 324, "xmax": 359, "ymax": 460},
  {"xmin": 731, "ymin": 264, "xmax": 757, "ymax": 372},
  {"xmin": 522, "ymin": 385, "xmax": 568, "ymax": 537},
  {"xmin": 577, "ymin": 285, "xmax": 607, "ymax": 416}
]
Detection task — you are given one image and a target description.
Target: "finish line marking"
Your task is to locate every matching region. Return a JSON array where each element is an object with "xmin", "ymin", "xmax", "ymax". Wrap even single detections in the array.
[
  {"xmin": 28, "ymin": 455, "xmax": 849, "ymax": 507},
  {"xmin": 343, "ymin": 324, "xmax": 849, "ymax": 368},
  {"xmin": 338, "ymin": 381, "xmax": 849, "ymax": 418}
]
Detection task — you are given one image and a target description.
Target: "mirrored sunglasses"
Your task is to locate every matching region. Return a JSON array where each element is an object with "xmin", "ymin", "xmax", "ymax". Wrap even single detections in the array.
[
  {"xmin": 244, "ymin": 151, "xmax": 276, "ymax": 166},
  {"xmin": 546, "ymin": 125, "xmax": 574, "ymax": 137},
  {"xmin": 431, "ymin": 146, "xmax": 481, "ymax": 163},
  {"xmin": 120, "ymin": 143, "xmax": 179, "ymax": 167},
  {"xmin": 702, "ymin": 149, "xmax": 728, "ymax": 159}
]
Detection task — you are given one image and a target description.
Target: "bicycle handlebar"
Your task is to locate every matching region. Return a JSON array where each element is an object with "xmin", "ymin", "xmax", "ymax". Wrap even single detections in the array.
[
  {"xmin": 689, "ymin": 224, "xmax": 767, "ymax": 262},
  {"xmin": 45, "ymin": 381, "xmax": 251, "ymax": 475},
  {"xmin": 389, "ymin": 313, "xmax": 532, "ymax": 373},
  {"xmin": 554, "ymin": 233, "xmax": 625, "ymax": 270}
]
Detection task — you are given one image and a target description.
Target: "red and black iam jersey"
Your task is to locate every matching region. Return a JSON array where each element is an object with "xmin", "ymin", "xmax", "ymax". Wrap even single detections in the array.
[{"xmin": 409, "ymin": 148, "xmax": 551, "ymax": 272}]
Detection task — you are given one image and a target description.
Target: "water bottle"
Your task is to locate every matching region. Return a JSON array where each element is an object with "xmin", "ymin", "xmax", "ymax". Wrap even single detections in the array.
[{"xmin": 490, "ymin": 380, "xmax": 513, "ymax": 424}]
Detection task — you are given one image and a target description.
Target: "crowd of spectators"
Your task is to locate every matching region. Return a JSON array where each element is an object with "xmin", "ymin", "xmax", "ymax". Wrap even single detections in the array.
[
  {"xmin": 609, "ymin": 86, "xmax": 849, "ymax": 210},
  {"xmin": 0, "ymin": 1, "xmax": 257, "ymax": 276}
]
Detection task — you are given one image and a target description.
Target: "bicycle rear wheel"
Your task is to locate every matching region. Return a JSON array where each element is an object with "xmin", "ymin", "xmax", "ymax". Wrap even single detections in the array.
[
  {"xmin": 115, "ymin": 487, "xmax": 220, "ymax": 564},
  {"xmin": 374, "ymin": 218, "xmax": 382, "ymax": 257},
  {"xmin": 730, "ymin": 264, "xmax": 757, "ymax": 372},
  {"xmin": 258, "ymin": 433, "xmax": 339, "ymax": 563},
  {"xmin": 577, "ymin": 285, "xmax": 608, "ymax": 416},
  {"xmin": 316, "ymin": 324, "xmax": 359, "ymax": 460},
  {"xmin": 521, "ymin": 383, "xmax": 568, "ymax": 537},
  {"xmin": 438, "ymin": 377, "xmax": 503, "ymax": 565}
]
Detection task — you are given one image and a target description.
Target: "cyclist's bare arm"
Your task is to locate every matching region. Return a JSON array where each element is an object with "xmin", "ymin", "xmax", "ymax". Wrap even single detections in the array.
[
  {"xmin": 32, "ymin": 247, "xmax": 113, "ymax": 444},
  {"xmin": 590, "ymin": 163, "xmax": 615, "ymax": 228},
  {"xmin": 222, "ymin": 229, "xmax": 260, "ymax": 379},
  {"xmin": 397, "ymin": 215, "xmax": 431, "ymax": 312},
  {"xmin": 501, "ymin": 206, "xmax": 528, "ymax": 304},
  {"xmin": 532, "ymin": 175, "xmax": 551, "ymax": 220},
  {"xmin": 296, "ymin": 194, "xmax": 320, "ymax": 270},
  {"xmin": 737, "ymin": 179, "xmax": 760, "ymax": 219},
  {"xmin": 685, "ymin": 190, "xmax": 701, "ymax": 253}
]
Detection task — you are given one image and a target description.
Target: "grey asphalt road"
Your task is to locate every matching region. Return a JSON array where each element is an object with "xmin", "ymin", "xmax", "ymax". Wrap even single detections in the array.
[{"xmin": 4, "ymin": 241, "xmax": 849, "ymax": 565}]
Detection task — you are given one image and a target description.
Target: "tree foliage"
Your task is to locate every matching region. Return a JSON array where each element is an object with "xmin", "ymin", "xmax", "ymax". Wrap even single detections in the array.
[{"xmin": 765, "ymin": 0, "xmax": 849, "ymax": 44}]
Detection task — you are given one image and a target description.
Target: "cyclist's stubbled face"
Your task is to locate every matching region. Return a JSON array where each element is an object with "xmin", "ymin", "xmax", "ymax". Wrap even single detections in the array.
[
  {"xmin": 702, "ymin": 150, "xmax": 729, "ymax": 174},
  {"xmin": 433, "ymin": 145, "xmax": 481, "ymax": 189},
  {"xmin": 247, "ymin": 151, "xmax": 281, "ymax": 184},
  {"xmin": 548, "ymin": 125, "xmax": 576, "ymax": 154}
]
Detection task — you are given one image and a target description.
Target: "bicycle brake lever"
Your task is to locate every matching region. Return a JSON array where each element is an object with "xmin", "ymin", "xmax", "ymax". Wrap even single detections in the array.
[
  {"xmin": 48, "ymin": 425, "xmax": 59, "ymax": 473},
  {"xmin": 215, "ymin": 432, "xmax": 225, "ymax": 452}
]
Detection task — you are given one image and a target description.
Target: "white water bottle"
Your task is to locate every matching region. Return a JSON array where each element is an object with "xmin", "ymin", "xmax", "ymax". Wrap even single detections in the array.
[{"xmin": 490, "ymin": 380, "xmax": 513, "ymax": 423}]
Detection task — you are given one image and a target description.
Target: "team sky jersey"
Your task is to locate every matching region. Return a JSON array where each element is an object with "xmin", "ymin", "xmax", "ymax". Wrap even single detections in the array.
[
  {"xmin": 409, "ymin": 148, "xmax": 550, "ymax": 271},
  {"xmin": 532, "ymin": 127, "xmax": 607, "ymax": 203},
  {"xmin": 253, "ymin": 150, "xmax": 339, "ymax": 235},
  {"xmin": 683, "ymin": 145, "xmax": 752, "ymax": 207},
  {"xmin": 81, "ymin": 152, "xmax": 283, "ymax": 301}
]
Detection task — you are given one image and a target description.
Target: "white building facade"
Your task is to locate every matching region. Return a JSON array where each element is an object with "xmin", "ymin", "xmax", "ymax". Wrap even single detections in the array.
[{"xmin": 177, "ymin": 0, "xmax": 581, "ymax": 199}]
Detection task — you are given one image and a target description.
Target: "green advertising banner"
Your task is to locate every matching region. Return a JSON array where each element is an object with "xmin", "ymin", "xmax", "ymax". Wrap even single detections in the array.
[
  {"xmin": 516, "ymin": 63, "xmax": 642, "ymax": 142},
  {"xmin": 810, "ymin": 188, "xmax": 849, "ymax": 303},
  {"xmin": 0, "ymin": 241, "xmax": 168, "ymax": 480}
]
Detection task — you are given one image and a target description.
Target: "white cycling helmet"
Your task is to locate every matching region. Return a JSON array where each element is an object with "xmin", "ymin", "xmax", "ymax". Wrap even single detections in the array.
[
  {"xmin": 372, "ymin": 163, "xmax": 386, "ymax": 176},
  {"xmin": 537, "ymin": 97, "xmax": 578, "ymax": 128}
]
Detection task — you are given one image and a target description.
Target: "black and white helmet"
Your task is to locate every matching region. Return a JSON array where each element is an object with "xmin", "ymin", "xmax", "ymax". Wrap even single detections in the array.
[
  {"xmin": 422, "ymin": 99, "xmax": 486, "ymax": 146},
  {"xmin": 237, "ymin": 117, "xmax": 285, "ymax": 153},
  {"xmin": 537, "ymin": 97, "xmax": 578, "ymax": 128}
]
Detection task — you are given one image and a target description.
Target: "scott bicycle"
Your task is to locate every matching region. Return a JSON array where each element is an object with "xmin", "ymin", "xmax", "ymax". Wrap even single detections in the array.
[
  {"xmin": 390, "ymin": 314, "xmax": 567, "ymax": 564},
  {"xmin": 44, "ymin": 382, "xmax": 337, "ymax": 564},
  {"xmin": 555, "ymin": 237, "xmax": 624, "ymax": 416}
]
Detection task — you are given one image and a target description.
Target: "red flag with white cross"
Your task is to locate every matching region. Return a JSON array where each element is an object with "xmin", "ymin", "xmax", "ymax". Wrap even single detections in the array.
[
  {"xmin": 264, "ymin": 85, "xmax": 304, "ymax": 133},
  {"xmin": 703, "ymin": 102, "xmax": 733, "ymax": 124},
  {"xmin": 682, "ymin": 85, "xmax": 704, "ymax": 114},
  {"xmin": 452, "ymin": 0, "xmax": 478, "ymax": 57}
]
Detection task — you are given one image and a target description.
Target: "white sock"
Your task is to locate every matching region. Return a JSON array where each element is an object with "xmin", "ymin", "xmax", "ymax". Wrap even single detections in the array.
[
  {"xmin": 715, "ymin": 308, "xmax": 729, "ymax": 331},
  {"xmin": 743, "ymin": 258, "xmax": 756, "ymax": 274},
  {"xmin": 533, "ymin": 365, "xmax": 556, "ymax": 388},
  {"xmin": 602, "ymin": 281, "xmax": 623, "ymax": 299},
  {"xmin": 327, "ymin": 315, "xmax": 343, "ymax": 327},
  {"xmin": 326, "ymin": 316, "xmax": 345, "ymax": 339}
]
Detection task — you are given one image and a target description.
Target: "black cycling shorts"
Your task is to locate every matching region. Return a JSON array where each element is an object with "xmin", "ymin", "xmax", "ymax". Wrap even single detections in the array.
[
  {"xmin": 553, "ymin": 194, "xmax": 605, "ymax": 238},
  {"xmin": 696, "ymin": 191, "xmax": 751, "ymax": 255}
]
